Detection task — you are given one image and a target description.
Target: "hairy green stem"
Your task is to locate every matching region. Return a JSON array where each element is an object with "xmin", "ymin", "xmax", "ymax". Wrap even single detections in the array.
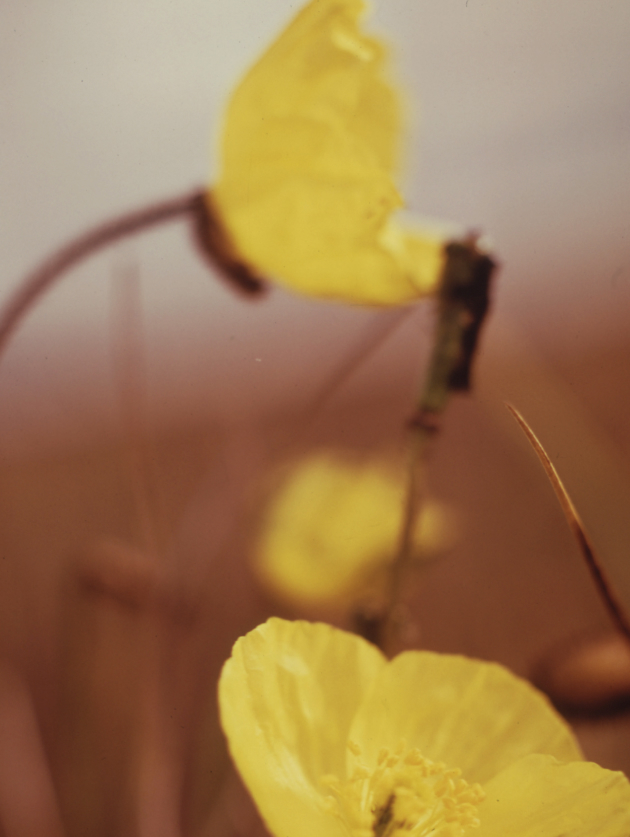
[{"xmin": 362, "ymin": 238, "xmax": 496, "ymax": 652}]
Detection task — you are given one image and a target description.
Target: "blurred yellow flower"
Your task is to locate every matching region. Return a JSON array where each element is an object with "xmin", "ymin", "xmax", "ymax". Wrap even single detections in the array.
[
  {"xmin": 219, "ymin": 619, "xmax": 630, "ymax": 837},
  {"xmin": 253, "ymin": 452, "xmax": 456, "ymax": 607},
  {"xmin": 212, "ymin": 0, "xmax": 447, "ymax": 306}
]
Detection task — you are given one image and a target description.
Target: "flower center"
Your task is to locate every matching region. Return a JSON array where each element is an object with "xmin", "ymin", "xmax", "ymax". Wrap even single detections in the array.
[{"xmin": 321, "ymin": 740, "xmax": 485, "ymax": 837}]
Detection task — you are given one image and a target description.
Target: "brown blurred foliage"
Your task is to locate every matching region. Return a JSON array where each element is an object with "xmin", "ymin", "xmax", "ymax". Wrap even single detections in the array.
[{"xmin": 0, "ymin": 295, "xmax": 629, "ymax": 835}]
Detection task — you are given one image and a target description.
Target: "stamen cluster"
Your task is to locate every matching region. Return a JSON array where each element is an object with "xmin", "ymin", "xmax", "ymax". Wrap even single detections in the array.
[{"xmin": 321, "ymin": 740, "xmax": 485, "ymax": 837}]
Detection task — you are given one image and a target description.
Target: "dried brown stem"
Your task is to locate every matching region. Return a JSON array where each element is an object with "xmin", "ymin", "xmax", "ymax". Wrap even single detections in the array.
[{"xmin": 507, "ymin": 403, "xmax": 630, "ymax": 642}]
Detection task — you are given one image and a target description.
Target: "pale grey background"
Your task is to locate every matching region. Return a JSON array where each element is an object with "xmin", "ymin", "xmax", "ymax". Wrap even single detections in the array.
[{"xmin": 1, "ymin": 0, "xmax": 629, "ymax": 452}]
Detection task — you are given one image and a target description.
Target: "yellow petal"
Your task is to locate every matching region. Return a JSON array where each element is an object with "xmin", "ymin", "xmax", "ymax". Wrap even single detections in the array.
[
  {"xmin": 477, "ymin": 754, "xmax": 630, "ymax": 837},
  {"xmin": 349, "ymin": 651, "xmax": 582, "ymax": 784},
  {"xmin": 218, "ymin": 618, "xmax": 385, "ymax": 837},
  {"xmin": 213, "ymin": 0, "xmax": 446, "ymax": 305}
]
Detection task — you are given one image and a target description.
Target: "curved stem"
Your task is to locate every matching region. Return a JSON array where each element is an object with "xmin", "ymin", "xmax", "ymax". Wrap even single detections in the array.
[
  {"xmin": 0, "ymin": 188, "xmax": 266, "ymax": 362},
  {"xmin": 0, "ymin": 191, "xmax": 199, "ymax": 358}
]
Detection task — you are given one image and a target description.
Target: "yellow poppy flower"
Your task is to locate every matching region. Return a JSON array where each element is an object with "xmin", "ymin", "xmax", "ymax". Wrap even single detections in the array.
[
  {"xmin": 219, "ymin": 618, "xmax": 630, "ymax": 837},
  {"xmin": 253, "ymin": 452, "xmax": 456, "ymax": 607},
  {"xmin": 212, "ymin": 0, "xmax": 447, "ymax": 306}
]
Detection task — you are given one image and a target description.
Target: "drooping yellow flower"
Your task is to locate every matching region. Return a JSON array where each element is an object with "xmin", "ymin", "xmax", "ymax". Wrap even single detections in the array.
[
  {"xmin": 219, "ymin": 618, "xmax": 630, "ymax": 837},
  {"xmin": 253, "ymin": 452, "xmax": 456, "ymax": 607},
  {"xmin": 212, "ymin": 0, "xmax": 447, "ymax": 306}
]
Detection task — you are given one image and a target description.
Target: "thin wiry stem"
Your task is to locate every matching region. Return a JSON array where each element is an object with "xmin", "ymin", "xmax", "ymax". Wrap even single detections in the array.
[
  {"xmin": 507, "ymin": 403, "xmax": 630, "ymax": 643},
  {"xmin": 305, "ymin": 307, "xmax": 413, "ymax": 422}
]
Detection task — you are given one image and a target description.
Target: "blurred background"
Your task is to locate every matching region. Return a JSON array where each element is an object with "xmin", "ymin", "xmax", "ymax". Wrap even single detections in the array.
[{"xmin": 1, "ymin": 1, "xmax": 630, "ymax": 834}]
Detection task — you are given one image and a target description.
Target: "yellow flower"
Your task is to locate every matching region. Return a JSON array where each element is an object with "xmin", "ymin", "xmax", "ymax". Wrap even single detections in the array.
[
  {"xmin": 212, "ymin": 0, "xmax": 447, "ymax": 306},
  {"xmin": 219, "ymin": 618, "xmax": 630, "ymax": 837},
  {"xmin": 253, "ymin": 452, "xmax": 456, "ymax": 607}
]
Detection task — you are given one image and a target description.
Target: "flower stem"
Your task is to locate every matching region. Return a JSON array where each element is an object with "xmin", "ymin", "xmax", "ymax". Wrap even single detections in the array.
[
  {"xmin": 0, "ymin": 188, "xmax": 266, "ymax": 361},
  {"xmin": 366, "ymin": 238, "xmax": 496, "ymax": 652}
]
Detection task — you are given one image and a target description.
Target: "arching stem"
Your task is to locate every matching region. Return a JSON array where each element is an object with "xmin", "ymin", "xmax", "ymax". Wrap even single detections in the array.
[{"xmin": 0, "ymin": 188, "xmax": 266, "ymax": 361}]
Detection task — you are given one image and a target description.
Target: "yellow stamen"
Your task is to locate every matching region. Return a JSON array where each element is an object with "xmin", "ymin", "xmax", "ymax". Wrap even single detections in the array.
[{"xmin": 321, "ymin": 741, "xmax": 485, "ymax": 837}]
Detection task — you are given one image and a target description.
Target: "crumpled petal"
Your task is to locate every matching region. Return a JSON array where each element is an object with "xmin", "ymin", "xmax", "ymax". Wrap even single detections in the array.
[
  {"xmin": 349, "ymin": 650, "xmax": 582, "ymax": 784},
  {"xmin": 218, "ymin": 619, "xmax": 385, "ymax": 837},
  {"xmin": 213, "ymin": 0, "xmax": 446, "ymax": 305},
  {"xmin": 477, "ymin": 753, "xmax": 630, "ymax": 837}
]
